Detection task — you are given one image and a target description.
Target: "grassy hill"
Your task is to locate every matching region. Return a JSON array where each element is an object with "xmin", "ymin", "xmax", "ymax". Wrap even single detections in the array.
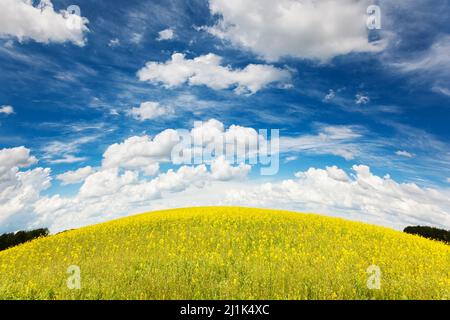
[{"xmin": 0, "ymin": 207, "xmax": 449, "ymax": 300}]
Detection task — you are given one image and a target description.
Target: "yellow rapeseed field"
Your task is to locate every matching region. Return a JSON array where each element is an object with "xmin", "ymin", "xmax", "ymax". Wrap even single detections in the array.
[{"xmin": 0, "ymin": 207, "xmax": 449, "ymax": 300}]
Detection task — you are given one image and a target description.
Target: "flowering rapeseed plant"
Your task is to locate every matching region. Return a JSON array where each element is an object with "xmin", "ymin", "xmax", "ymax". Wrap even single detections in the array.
[{"xmin": 0, "ymin": 207, "xmax": 448, "ymax": 300}]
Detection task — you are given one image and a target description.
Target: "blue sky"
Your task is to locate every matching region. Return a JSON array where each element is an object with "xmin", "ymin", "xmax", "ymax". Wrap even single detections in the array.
[{"xmin": 1, "ymin": 0, "xmax": 450, "ymax": 233}]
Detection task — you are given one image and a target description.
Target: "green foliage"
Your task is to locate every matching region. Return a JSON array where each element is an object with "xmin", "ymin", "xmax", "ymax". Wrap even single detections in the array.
[
  {"xmin": 404, "ymin": 226, "xmax": 450, "ymax": 244},
  {"xmin": 0, "ymin": 228, "xmax": 49, "ymax": 251}
]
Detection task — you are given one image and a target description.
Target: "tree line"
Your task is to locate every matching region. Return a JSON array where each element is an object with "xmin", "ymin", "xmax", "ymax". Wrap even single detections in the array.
[
  {"xmin": 404, "ymin": 226, "xmax": 450, "ymax": 244},
  {"xmin": 0, "ymin": 228, "xmax": 49, "ymax": 251}
]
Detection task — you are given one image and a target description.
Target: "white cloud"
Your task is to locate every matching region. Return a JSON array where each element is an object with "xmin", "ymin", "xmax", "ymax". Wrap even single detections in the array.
[
  {"xmin": 0, "ymin": 105, "xmax": 14, "ymax": 115},
  {"xmin": 78, "ymin": 168, "xmax": 139, "ymax": 199},
  {"xmin": 284, "ymin": 155, "xmax": 298, "ymax": 163},
  {"xmin": 31, "ymin": 167, "xmax": 176, "ymax": 231},
  {"xmin": 0, "ymin": 0, "xmax": 89, "ymax": 46},
  {"xmin": 224, "ymin": 165, "xmax": 450, "ymax": 230},
  {"xmin": 432, "ymin": 86, "xmax": 450, "ymax": 97},
  {"xmin": 152, "ymin": 165, "xmax": 209, "ymax": 193},
  {"xmin": 323, "ymin": 90, "xmax": 335, "ymax": 102},
  {"xmin": 56, "ymin": 166, "xmax": 94, "ymax": 185},
  {"xmin": 137, "ymin": 53, "xmax": 291, "ymax": 94},
  {"xmin": 190, "ymin": 119, "xmax": 225, "ymax": 145},
  {"xmin": 102, "ymin": 129, "xmax": 180, "ymax": 176},
  {"xmin": 41, "ymin": 135, "xmax": 98, "ymax": 164},
  {"xmin": 0, "ymin": 130, "xmax": 232, "ymax": 231},
  {"xmin": 108, "ymin": 38, "xmax": 120, "ymax": 47},
  {"xmin": 31, "ymin": 161, "xmax": 450, "ymax": 233},
  {"xmin": 355, "ymin": 94, "xmax": 370, "ymax": 105},
  {"xmin": 394, "ymin": 35, "xmax": 450, "ymax": 73},
  {"xmin": 100, "ymin": 119, "xmax": 262, "ymax": 176},
  {"xmin": 280, "ymin": 125, "xmax": 363, "ymax": 160},
  {"xmin": 130, "ymin": 32, "xmax": 143, "ymax": 44},
  {"xmin": 0, "ymin": 147, "xmax": 50, "ymax": 230},
  {"xmin": 22, "ymin": 119, "xmax": 365, "ymax": 231},
  {"xmin": 2, "ymin": 119, "xmax": 450, "ymax": 234},
  {"xmin": 0, "ymin": 146, "xmax": 36, "ymax": 175},
  {"xmin": 185, "ymin": 119, "xmax": 271, "ymax": 165},
  {"xmin": 447, "ymin": 178, "xmax": 450, "ymax": 183},
  {"xmin": 4, "ymin": 40, "xmax": 14, "ymax": 49},
  {"xmin": 48, "ymin": 154, "xmax": 87, "ymax": 164},
  {"xmin": 396, "ymin": 150, "xmax": 415, "ymax": 158},
  {"xmin": 389, "ymin": 36, "xmax": 450, "ymax": 94},
  {"xmin": 129, "ymin": 101, "xmax": 173, "ymax": 121},
  {"xmin": 317, "ymin": 165, "xmax": 350, "ymax": 182},
  {"xmin": 32, "ymin": 158, "xmax": 249, "ymax": 232},
  {"xmin": 2, "ymin": 120, "xmax": 260, "ymax": 232},
  {"xmin": 210, "ymin": 155, "xmax": 251, "ymax": 181},
  {"xmin": 156, "ymin": 28, "xmax": 174, "ymax": 41},
  {"xmin": 206, "ymin": 0, "xmax": 383, "ymax": 62}
]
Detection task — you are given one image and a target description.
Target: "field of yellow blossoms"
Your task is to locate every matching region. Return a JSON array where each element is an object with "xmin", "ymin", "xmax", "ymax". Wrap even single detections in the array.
[{"xmin": 0, "ymin": 207, "xmax": 449, "ymax": 300}]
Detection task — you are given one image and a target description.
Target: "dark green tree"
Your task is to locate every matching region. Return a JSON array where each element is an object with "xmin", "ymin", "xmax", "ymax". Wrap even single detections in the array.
[
  {"xmin": 404, "ymin": 226, "xmax": 450, "ymax": 244},
  {"xmin": 0, "ymin": 228, "xmax": 49, "ymax": 251}
]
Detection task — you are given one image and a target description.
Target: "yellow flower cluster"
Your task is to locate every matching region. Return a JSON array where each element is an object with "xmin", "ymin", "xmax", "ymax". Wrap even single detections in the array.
[{"xmin": 0, "ymin": 207, "xmax": 449, "ymax": 300}]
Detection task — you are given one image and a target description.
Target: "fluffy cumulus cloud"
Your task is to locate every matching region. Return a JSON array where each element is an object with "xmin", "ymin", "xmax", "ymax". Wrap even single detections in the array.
[
  {"xmin": 3, "ymin": 121, "xmax": 450, "ymax": 233},
  {"xmin": 101, "ymin": 119, "xmax": 260, "ymax": 176},
  {"xmin": 0, "ymin": 147, "xmax": 51, "ymax": 231},
  {"xmin": 34, "ymin": 160, "xmax": 249, "ymax": 232},
  {"xmin": 128, "ymin": 101, "xmax": 173, "ymax": 121},
  {"xmin": 0, "ymin": 146, "xmax": 37, "ymax": 176},
  {"xmin": 206, "ymin": 0, "xmax": 383, "ymax": 62},
  {"xmin": 78, "ymin": 168, "xmax": 139, "ymax": 199},
  {"xmin": 56, "ymin": 166, "xmax": 94, "ymax": 185},
  {"xmin": 137, "ymin": 53, "xmax": 291, "ymax": 94},
  {"xmin": 33, "ymin": 165, "xmax": 200, "ymax": 231},
  {"xmin": 3, "ymin": 119, "xmax": 373, "ymax": 232},
  {"xmin": 0, "ymin": 0, "xmax": 89, "ymax": 46},
  {"xmin": 102, "ymin": 129, "xmax": 180, "ymax": 176},
  {"xmin": 224, "ymin": 165, "xmax": 450, "ymax": 229},
  {"xmin": 210, "ymin": 156, "xmax": 251, "ymax": 181},
  {"xmin": 0, "ymin": 105, "xmax": 14, "ymax": 115},
  {"xmin": 1, "ymin": 120, "xmax": 259, "ymax": 232},
  {"xmin": 189, "ymin": 119, "xmax": 264, "ymax": 160}
]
